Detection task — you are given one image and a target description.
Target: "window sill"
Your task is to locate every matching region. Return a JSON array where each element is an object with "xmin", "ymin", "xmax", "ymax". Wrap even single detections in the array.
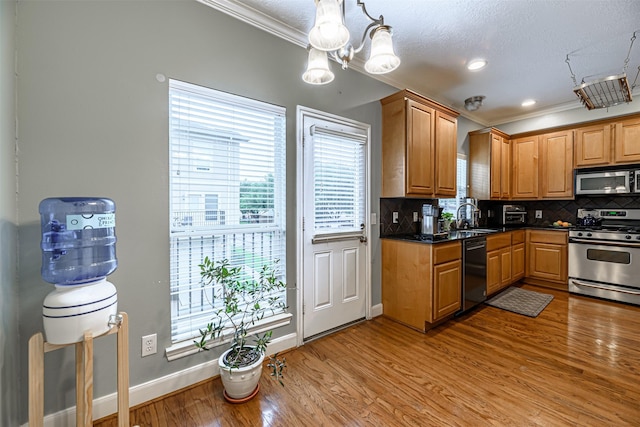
[{"xmin": 164, "ymin": 312, "xmax": 293, "ymax": 362}]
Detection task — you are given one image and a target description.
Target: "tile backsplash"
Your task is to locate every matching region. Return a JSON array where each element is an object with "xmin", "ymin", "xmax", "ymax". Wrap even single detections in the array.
[
  {"xmin": 379, "ymin": 198, "xmax": 438, "ymax": 235},
  {"xmin": 380, "ymin": 196, "xmax": 640, "ymax": 236}
]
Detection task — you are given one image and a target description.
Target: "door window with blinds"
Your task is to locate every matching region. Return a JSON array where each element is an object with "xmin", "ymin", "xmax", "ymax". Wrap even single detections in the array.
[
  {"xmin": 310, "ymin": 126, "xmax": 367, "ymax": 242},
  {"xmin": 168, "ymin": 80, "xmax": 286, "ymax": 344}
]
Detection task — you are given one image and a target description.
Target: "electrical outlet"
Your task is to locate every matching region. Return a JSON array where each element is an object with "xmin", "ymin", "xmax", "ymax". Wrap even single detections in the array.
[
  {"xmin": 392, "ymin": 212, "xmax": 399, "ymax": 224},
  {"xmin": 535, "ymin": 210, "xmax": 542, "ymax": 219},
  {"xmin": 141, "ymin": 333, "xmax": 157, "ymax": 357},
  {"xmin": 413, "ymin": 211, "xmax": 418, "ymax": 222}
]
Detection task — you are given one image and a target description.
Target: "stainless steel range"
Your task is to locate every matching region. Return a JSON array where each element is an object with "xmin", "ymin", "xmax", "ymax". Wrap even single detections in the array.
[{"xmin": 569, "ymin": 208, "xmax": 640, "ymax": 305}]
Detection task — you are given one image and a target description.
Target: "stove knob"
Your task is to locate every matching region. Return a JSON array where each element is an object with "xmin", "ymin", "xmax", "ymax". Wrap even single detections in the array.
[
  {"xmin": 625, "ymin": 235, "xmax": 632, "ymax": 240},
  {"xmin": 577, "ymin": 232, "xmax": 583, "ymax": 237},
  {"xmin": 586, "ymin": 233, "xmax": 592, "ymax": 237},
  {"xmin": 636, "ymin": 235, "xmax": 640, "ymax": 241}
]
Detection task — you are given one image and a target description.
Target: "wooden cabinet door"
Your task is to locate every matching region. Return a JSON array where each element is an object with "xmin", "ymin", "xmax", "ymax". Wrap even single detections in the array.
[
  {"xmin": 500, "ymin": 248, "xmax": 512, "ymax": 287},
  {"xmin": 540, "ymin": 130, "xmax": 573, "ymax": 199},
  {"xmin": 575, "ymin": 124, "xmax": 611, "ymax": 167},
  {"xmin": 511, "ymin": 136, "xmax": 539, "ymax": 199},
  {"xmin": 434, "ymin": 111, "xmax": 458, "ymax": 197},
  {"xmin": 486, "ymin": 249, "xmax": 502, "ymax": 295},
  {"xmin": 490, "ymin": 134, "xmax": 502, "ymax": 199},
  {"xmin": 512, "ymin": 243, "xmax": 525, "ymax": 281},
  {"xmin": 433, "ymin": 259, "xmax": 461, "ymax": 320},
  {"xmin": 500, "ymin": 138, "xmax": 511, "ymax": 199},
  {"xmin": 406, "ymin": 100, "xmax": 435, "ymax": 196},
  {"xmin": 527, "ymin": 242, "xmax": 566, "ymax": 282},
  {"xmin": 614, "ymin": 117, "xmax": 640, "ymax": 164}
]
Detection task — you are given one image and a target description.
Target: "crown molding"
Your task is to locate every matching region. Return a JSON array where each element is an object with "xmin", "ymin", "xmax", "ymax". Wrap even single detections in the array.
[{"xmin": 197, "ymin": 0, "xmax": 307, "ymax": 47}]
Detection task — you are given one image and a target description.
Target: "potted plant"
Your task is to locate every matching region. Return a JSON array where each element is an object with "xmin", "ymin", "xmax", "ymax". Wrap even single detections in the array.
[
  {"xmin": 441, "ymin": 212, "xmax": 455, "ymax": 231},
  {"xmin": 194, "ymin": 257, "xmax": 288, "ymax": 402}
]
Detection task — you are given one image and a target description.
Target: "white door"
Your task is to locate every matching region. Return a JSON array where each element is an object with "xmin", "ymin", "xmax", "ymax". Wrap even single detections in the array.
[{"xmin": 299, "ymin": 109, "xmax": 369, "ymax": 340}]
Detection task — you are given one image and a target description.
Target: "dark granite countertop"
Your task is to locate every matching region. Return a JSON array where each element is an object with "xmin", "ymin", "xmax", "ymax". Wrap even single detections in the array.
[{"xmin": 380, "ymin": 225, "xmax": 570, "ymax": 244}]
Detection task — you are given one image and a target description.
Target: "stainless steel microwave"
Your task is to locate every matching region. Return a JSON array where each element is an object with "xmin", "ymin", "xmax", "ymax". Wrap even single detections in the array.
[{"xmin": 575, "ymin": 170, "xmax": 632, "ymax": 195}]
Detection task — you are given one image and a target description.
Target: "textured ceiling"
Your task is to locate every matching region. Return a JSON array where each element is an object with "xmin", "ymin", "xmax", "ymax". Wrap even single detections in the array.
[{"xmin": 201, "ymin": 0, "xmax": 640, "ymax": 125}]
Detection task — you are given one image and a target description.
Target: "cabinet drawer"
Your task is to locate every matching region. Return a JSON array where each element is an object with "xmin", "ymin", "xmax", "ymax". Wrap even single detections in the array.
[
  {"xmin": 511, "ymin": 230, "xmax": 525, "ymax": 244},
  {"xmin": 433, "ymin": 241, "xmax": 461, "ymax": 264},
  {"xmin": 487, "ymin": 233, "xmax": 511, "ymax": 251},
  {"xmin": 527, "ymin": 229, "xmax": 567, "ymax": 245}
]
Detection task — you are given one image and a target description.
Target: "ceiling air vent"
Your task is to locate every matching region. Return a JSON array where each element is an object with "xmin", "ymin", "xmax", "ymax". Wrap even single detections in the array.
[{"xmin": 573, "ymin": 73, "xmax": 632, "ymax": 110}]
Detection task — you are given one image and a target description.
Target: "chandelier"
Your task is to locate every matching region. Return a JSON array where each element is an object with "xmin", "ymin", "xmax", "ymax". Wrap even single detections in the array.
[{"xmin": 303, "ymin": 0, "xmax": 401, "ymax": 85}]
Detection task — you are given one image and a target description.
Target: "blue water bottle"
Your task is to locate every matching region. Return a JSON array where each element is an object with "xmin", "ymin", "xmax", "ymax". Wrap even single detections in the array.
[{"xmin": 39, "ymin": 197, "xmax": 117, "ymax": 285}]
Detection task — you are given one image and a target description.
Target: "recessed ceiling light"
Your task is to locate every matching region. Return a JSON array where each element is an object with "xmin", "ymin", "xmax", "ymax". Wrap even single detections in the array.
[
  {"xmin": 467, "ymin": 59, "xmax": 487, "ymax": 71},
  {"xmin": 521, "ymin": 99, "xmax": 536, "ymax": 107}
]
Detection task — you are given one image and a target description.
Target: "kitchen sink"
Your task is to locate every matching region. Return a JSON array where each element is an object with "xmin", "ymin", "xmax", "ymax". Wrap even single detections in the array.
[
  {"xmin": 449, "ymin": 228, "xmax": 500, "ymax": 238},
  {"xmin": 466, "ymin": 228, "xmax": 500, "ymax": 233}
]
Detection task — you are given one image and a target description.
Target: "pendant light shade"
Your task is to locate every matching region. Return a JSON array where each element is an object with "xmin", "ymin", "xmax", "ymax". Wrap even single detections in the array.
[
  {"xmin": 302, "ymin": 48, "xmax": 335, "ymax": 85},
  {"xmin": 364, "ymin": 26, "xmax": 401, "ymax": 74},
  {"xmin": 308, "ymin": 0, "xmax": 350, "ymax": 52}
]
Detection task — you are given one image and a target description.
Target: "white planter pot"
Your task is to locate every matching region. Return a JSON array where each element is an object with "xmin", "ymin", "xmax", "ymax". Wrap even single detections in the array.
[{"xmin": 218, "ymin": 347, "xmax": 264, "ymax": 400}]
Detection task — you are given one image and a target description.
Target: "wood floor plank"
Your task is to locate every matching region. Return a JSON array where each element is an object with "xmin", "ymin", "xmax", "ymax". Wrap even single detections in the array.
[{"xmin": 95, "ymin": 285, "xmax": 640, "ymax": 426}]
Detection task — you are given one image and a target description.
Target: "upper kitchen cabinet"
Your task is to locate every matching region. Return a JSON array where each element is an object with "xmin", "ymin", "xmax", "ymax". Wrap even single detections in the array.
[
  {"xmin": 575, "ymin": 123, "xmax": 611, "ymax": 167},
  {"xmin": 539, "ymin": 130, "xmax": 573, "ymax": 199},
  {"xmin": 469, "ymin": 128, "xmax": 511, "ymax": 200},
  {"xmin": 575, "ymin": 115, "xmax": 640, "ymax": 167},
  {"xmin": 614, "ymin": 116, "xmax": 640, "ymax": 164},
  {"xmin": 381, "ymin": 90, "xmax": 459, "ymax": 198},
  {"xmin": 511, "ymin": 135, "xmax": 539, "ymax": 199}
]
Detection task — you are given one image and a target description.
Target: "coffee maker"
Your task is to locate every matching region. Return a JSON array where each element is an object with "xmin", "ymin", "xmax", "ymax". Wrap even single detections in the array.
[{"xmin": 421, "ymin": 204, "xmax": 447, "ymax": 239}]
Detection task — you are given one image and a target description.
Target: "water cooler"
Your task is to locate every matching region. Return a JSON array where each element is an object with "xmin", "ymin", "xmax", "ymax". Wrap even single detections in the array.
[{"xmin": 39, "ymin": 197, "xmax": 118, "ymax": 344}]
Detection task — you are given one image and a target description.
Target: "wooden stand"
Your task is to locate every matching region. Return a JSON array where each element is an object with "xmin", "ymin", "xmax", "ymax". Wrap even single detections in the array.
[{"xmin": 28, "ymin": 312, "xmax": 130, "ymax": 427}]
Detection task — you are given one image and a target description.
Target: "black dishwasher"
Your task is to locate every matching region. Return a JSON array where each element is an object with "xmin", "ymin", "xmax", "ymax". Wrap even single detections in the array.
[{"xmin": 458, "ymin": 236, "xmax": 487, "ymax": 315}]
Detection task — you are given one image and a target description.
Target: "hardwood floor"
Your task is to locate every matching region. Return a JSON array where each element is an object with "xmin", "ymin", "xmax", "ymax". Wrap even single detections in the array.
[{"xmin": 95, "ymin": 284, "xmax": 640, "ymax": 426}]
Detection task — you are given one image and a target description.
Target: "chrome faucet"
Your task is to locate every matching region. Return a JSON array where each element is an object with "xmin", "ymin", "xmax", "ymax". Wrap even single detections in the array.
[{"xmin": 456, "ymin": 202, "xmax": 479, "ymax": 229}]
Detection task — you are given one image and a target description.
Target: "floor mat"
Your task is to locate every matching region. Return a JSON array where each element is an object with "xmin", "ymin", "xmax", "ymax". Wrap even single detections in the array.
[{"xmin": 485, "ymin": 287, "xmax": 553, "ymax": 317}]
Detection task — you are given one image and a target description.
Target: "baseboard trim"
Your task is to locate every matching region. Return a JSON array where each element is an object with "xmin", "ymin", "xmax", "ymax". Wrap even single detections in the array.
[
  {"xmin": 26, "ymin": 333, "xmax": 297, "ymax": 427},
  {"xmin": 370, "ymin": 303, "xmax": 383, "ymax": 318}
]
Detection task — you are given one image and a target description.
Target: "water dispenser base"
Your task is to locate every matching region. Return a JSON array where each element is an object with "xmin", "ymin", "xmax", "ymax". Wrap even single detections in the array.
[{"xmin": 43, "ymin": 278, "xmax": 118, "ymax": 344}]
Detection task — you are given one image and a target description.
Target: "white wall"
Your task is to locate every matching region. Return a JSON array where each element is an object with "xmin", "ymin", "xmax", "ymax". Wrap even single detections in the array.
[
  {"xmin": 0, "ymin": 0, "xmax": 19, "ymax": 425},
  {"xmin": 15, "ymin": 0, "xmax": 397, "ymax": 422}
]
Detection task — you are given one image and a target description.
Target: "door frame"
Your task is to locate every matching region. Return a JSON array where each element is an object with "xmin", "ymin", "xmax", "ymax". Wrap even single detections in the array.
[{"xmin": 295, "ymin": 105, "xmax": 372, "ymax": 346}]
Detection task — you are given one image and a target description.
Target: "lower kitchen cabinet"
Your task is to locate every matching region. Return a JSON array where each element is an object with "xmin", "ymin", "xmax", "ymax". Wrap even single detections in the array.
[
  {"xmin": 486, "ymin": 232, "xmax": 513, "ymax": 296},
  {"xmin": 433, "ymin": 259, "xmax": 462, "ymax": 320},
  {"xmin": 524, "ymin": 229, "xmax": 568, "ymax": 290},
  {"xmin": 382, "ymin": 239, "xmax": 461, "ymax": 332},
  {"xmin": 511, "ymin": 230, "xmax": 525, "ymax": 281}
]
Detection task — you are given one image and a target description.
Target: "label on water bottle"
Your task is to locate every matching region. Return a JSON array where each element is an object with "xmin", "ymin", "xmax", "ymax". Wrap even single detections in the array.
[{"xmin": 66, "ymin": 213, "xmax": 116, "ymax": 230}]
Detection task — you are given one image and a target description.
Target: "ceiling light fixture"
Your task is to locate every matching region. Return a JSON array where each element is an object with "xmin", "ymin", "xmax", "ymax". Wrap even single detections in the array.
[
  {"xmin": 521, "ymin": 99, "xmax": 536, "ymax": 107},
  {"xmin": 566, "ymin": 31, "xmax": 639, "ymax": 110},
  {"xmin": 303, "ymin": 0, "xmax": 400, "ymax": 85},
  {"xmin": 467, "ymin": 59, "xmax": 487, "ymax": 71},
  {"xmin": 464, "ymin": 95, "xmax": 485, "ymax": 111}
]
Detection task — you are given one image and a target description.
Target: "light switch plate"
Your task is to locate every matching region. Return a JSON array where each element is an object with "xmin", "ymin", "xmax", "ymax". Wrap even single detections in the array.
[
  {"xmin": 413, "ymin": 212, "xmax": 418, "ymax": 222},
  {"xmin": 535, "ymin": 210, "xmax": 542, "ymax": 219},
  {"xmin": 392, "ymin": 212, "xmax": 399, "ymax": 224}
]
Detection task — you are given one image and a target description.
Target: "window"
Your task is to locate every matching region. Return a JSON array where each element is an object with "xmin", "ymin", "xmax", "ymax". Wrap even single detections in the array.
[
  {"xmin": 440, "ymin": 154, "xmax": 469, "ymax": 220},
  {"xmin": 311, "ymin": 126, "xmax": 366, "ymax": 235},
  {"xmin": 168, "ymin": 80, "xmax": 286, "ymax": 346}
]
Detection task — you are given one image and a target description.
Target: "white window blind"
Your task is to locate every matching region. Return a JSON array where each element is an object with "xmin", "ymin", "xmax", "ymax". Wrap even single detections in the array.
[
  {"xmin": 311, "ymin": 126, "xmax": 366, "ymax": 235},
  {"xmin": 440, "ymin": 154, "xmax": 468, "ymax": 216},
  {"xmin": 168, "ymin": 80, "xmax": 286, "ymax": 344}
]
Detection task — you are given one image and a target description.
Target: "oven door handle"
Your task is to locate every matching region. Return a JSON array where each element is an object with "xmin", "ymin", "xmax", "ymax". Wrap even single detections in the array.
[
  {"xmin": 571, "ymin": 280, "xmax": 640, "ymax": 296},
  {"xmin": 569, "ymin": 238, "xmax": 640, "ymax": 248}
]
